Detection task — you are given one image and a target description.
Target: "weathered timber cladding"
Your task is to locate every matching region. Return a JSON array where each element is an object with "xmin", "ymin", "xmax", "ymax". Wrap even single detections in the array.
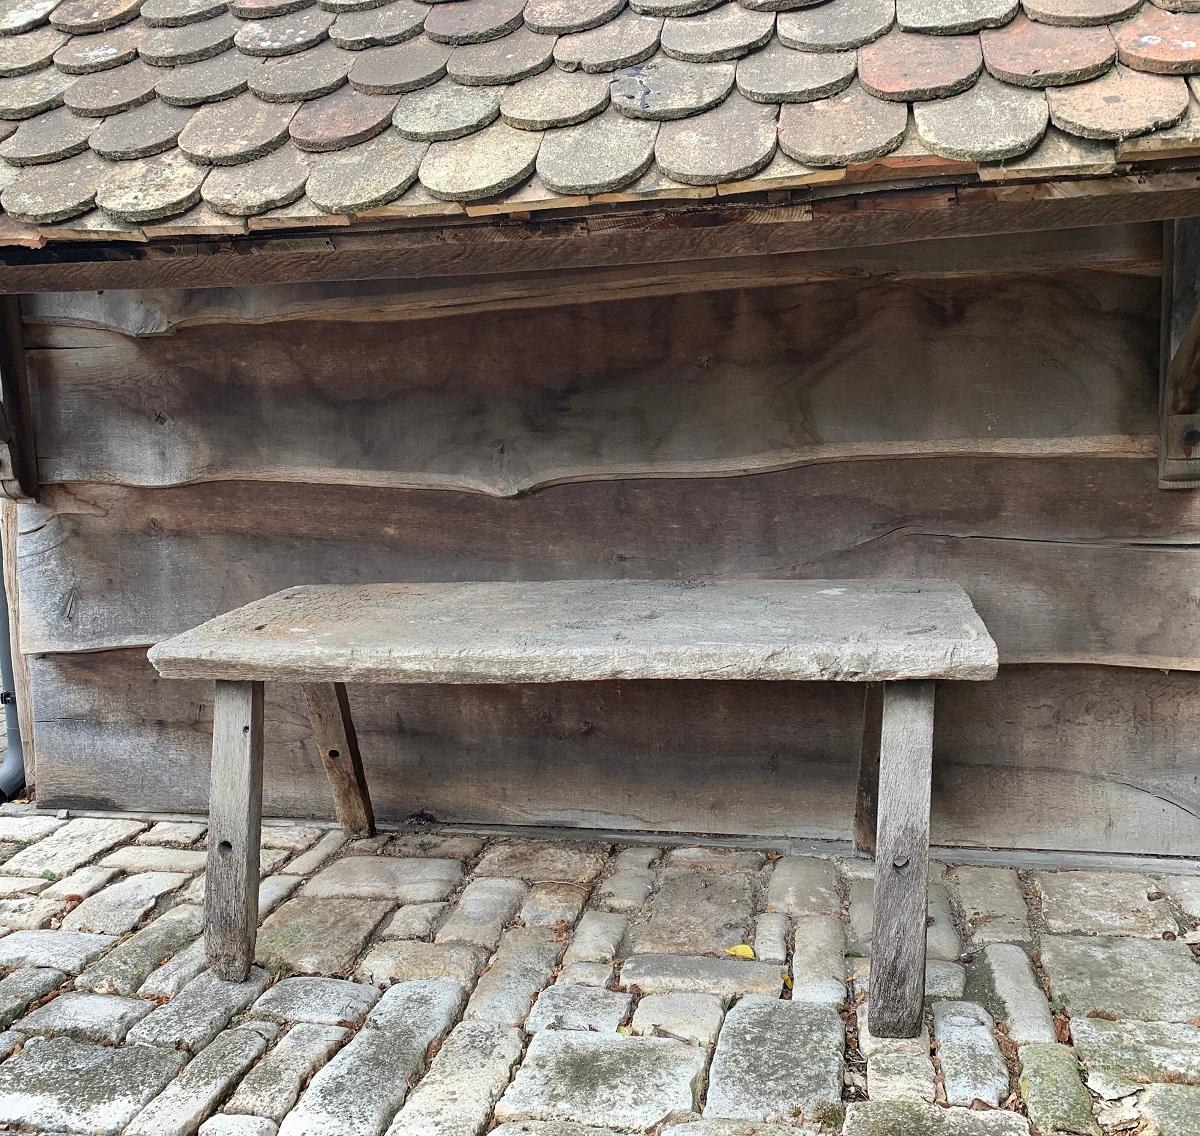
[
  {"xmin": 16, "ymin": 460, "xmax": 1200, "ymax": 666},
  {"xmin": 23, "ymin": 271, "xmax": 1157, "ymax": 496},
  {"xmin": 29, "ymin": 653, "xmax": 1200, "ymax": 855},
  {"xmin": 14, "ymin": 255, "xmax": 1198, "ymax": 852}
]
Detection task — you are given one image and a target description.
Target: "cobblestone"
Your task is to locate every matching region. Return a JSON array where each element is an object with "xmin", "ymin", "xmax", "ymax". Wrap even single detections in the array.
[
  {"xmin": 950, "ymin": 866, "xmax": 1031, "ymax": 945},
  {"xmin": 283, "ymin": 830, "xmax": 347, "ymax": 875},
  {"xmin": 76, "ymin": 902, "xmax": 203, "ymax": 994},
  {"xmin": 525, "ymin": 981, "xmax": 631, "ymax": 1032},
  {"xmin": 982, "ymin": 943, "xmax": 1054, "ymax": 1045},
  {"xmin": 100, "ymin": 843, "xmax": 207, "ymax": 874},
  {"xmin": 61, "ymin": 870, "xmax": 187, "ymax": 934},
  {"xmin": 303, "ymin": 856, "xmax": 462, "ymax": 903},
  {"xmin": 1140, "ymin": 1084, "xmax": 1200, "ymax": 1136},
  {"xmin": 496, "ymin": 1030, "xmax": 706, "ymax": 1128},
  {"xmin": 0, "ymin": 818, "xmax": 145, "ymax": 879},
  {"xmin": 1035, "ymin": 871, "xmax": 1177, "ymax": 938},
  {"xmin": 14, "ymin": 990, "xmax": 152, "ymax": 1042},
  {"xmin": 520, "ymin": 882, "xmax": 588, "ymax": 928},
  {"xmin": 1017, "ymin": 1042, "xmax": 1099, "ymax": 1136},
  {"xmin": 382, "ymin": 902, "xmax": 448, "ymax": 939},
  {"xmin": 621, "ymin": 952, "xmax": 785, "ymax": 997},
  {"xmin": 250, "ymin": 976, "xmax": 379, "ymax": 1026},
  {"xmin": 137, "ymin": 820, "xmax": 207, "ymax": 847},
  {"xmin": 866, "ymin": 1052, "xmax": 936, "ymax": 1102},
  {"xmin": 356, "ymin": 939, "xmax": 487, "ymax": 986},
  {"xmin": 593, "ymin": 869, "xmax": 654, "ymax": 912},
  {"xmin": 436, "ymin": 877, "xmax": 526, "ymax": 949},
  {"xmin": 765, "ymin": 856, "xmax": 840, "ymax": 916},
  {"xmin": 753, "ymin": 911, "xmax": 789, "ymax": 965},
  {"xmin": 223, "ymin": 1021, "xmax": 349, "ymax": 1120},
  {"xmin": 1070, "ymin": 1016, "xmax": 1200, "ymax": 1099},
  {"xmin": 465, "ymin": 926, "xmax": 562, "ymax": 1026},
  {"xmin": 279, "ymin": 978, "xmax": 464, "ymax": 1136},
  {"xmin": 630, "ymin": 990, "xmax": 725, "ymax": 1046},
  {"xmin": 0, "ymin": 966, "xmax": 65, "ymax": 1026},
  {"xmin": 562, "ymin": 910, "xmax": 625, "ymax": 965},
  {"xmin": 127, "ymin": 966, "xmax": 270, "ymax": 1050},
  {"xmin": 633, "ymin": 867, "xmax": 755, "ymax": 955},
  {"xmin": 0, "ymin": 929, "xmax": 115, "ymax": 973},
  {"xmin": 931, "ymin": 1000, "xmax": 1010, "ymax": 1108},
  {"xmin": 705, "ymin": 996, "xmax": 844, "ymax": 1120},
  {"xmin": 474, "ymin": 841, "xmax": 607, "ymax": 884},
  {"xmin": 791, "ymin": 915, "xmax": 847, "ymax": 1003},
  {"xmin": 843, "ymin": 1101, "xmax": 1032, "ymax": 1134},
  {"xmin": 257, "ymin": 896, "xmax": 391, "ymax": 974}
]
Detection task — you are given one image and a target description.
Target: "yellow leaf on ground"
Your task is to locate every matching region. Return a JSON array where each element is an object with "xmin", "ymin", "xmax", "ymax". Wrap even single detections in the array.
[{"xmin": 725, "ymin": 944, "xmax": 755, "ymax": 959}]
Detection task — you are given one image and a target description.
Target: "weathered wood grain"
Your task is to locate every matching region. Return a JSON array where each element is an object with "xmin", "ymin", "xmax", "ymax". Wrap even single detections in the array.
[
  {"xmin": 302, "ymin": 682, "xmax": 374, "ymax": 837},
  {"xmin": 15, "ymin": 458, "xmax": 1200, "ymax": 666},
  {"xmin": 23, "ymin": 272, "xmax": 1159, "ymax": 495},
  {"xmin": 206, "ymin": 679, "xmax": 263, "ymax": 982},
  {"xmin": 855, "ymin": 683, "xmax": 883, "ymax": 857},
  {"xmin": 0, "ymin": 502, "xmax": 34, "ymax": 790},
  {"xmin": 149, "ymin": 580, "xmax": 998, "ymax": 684},
  {"xmin": 18, "ymin": 225, "xmax": 1162, "ymax": 335},
  {"xmin": 0, "ymin": 171, "xmax": 1190, "ymax": 295},
  {"xmin": 1160, "ymin": 218, "xmax": 1200, "ymax": 487},
  {"xmin": 868, "ymin": 680, "xmax": 934, "ymax": 1038},
  {"xmin": 26, "ymin": 652, "xmax": 1200, "ymax": 855}
]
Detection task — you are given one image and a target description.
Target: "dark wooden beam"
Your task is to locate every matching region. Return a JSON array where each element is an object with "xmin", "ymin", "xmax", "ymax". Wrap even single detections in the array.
[
  {"xmin": 1160, "ymin": 218, "xmax": 1200, "ymax": 488},
  {"xmin": 0, "ymin": 170, "xmax": 1193, "ymax": 296},
  {"xmin": 0, "ymin": 296, "xmax": 37, "ymax": 501}
]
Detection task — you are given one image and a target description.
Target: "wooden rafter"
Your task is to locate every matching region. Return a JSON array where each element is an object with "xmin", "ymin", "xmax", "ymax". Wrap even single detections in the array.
[{"xmin": 1160, "ymin": 218, "xmax": 1200, "ymax": 488}]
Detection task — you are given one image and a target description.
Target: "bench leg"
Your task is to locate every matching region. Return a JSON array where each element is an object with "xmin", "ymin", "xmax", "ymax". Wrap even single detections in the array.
[
  {"xmin": 854, "ymin": 683, "xmax": 884, "ymax": 857},
  {"xmin": 303, "ymin": 682, "xmax": 375, "ymax": 838},
  {"xmin": 867, "ymin": 680, "xmax": 935, "ymax": 1039},
  {"xmin": 207, "ymin": 680, "xmax": 264, "ymax": 982}
]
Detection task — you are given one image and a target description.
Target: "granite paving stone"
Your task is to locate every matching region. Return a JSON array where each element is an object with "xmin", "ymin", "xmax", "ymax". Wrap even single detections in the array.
[
  {"xmin": 705, "ymin": 995, "xmax": 844, "ymax": 1120},
  {"xmin": 303, "ymin": 854, "xmax": 462, "ymax": 901},
  {"xmin": 980, "ymin": 13, "xmax": 1114, "ymax": 86},
  {"xmin": 0, "ymin": 818, "xmax": 144, "ymax": 878},
  {"xmin": 778, "ymin": 80, "xmax": 908, "ymax": 165},
  {"xmin": 257, "ymin": 896, "xmax": 392, "ymax": 973},
  {"xmin": 13, "ymin": 990, "xmax": 153, "ymax": 1042},
  {"xmin": 202, "ymin": 1118, "xmax": 281, "ymax": 1136},
  {"xmin": 380, "ymin": 901, "xmax": 448, "ymax": 938},
  {"xmin": 0, "ymin": 1035, "xmax": 187, "ymax": 1136},
  {"xmin": 1169, "ymin": 874, "xmax": 1200, "ymax": 921},
  {"xmin": 201, "ymin": 139, "xmax": 310, "ymax": 210},
  {"xmin": 776, "ymin": 0, "xmax": 894, "ymax": 51},
  {"xmin": 0, "ymin": 929, "xmax": 116, "ymax": 973},
  {"xmin": 562, "ymin": 909, "xmax": 626, "ymax": 963},
  {"xmin": 753, "ymin": 911, "xmax": 788, "ymax": 965},
  {"xmin": 386, "ymin": 1020, "xmax": 523, "ymax": 1136},
  {"xmin": 356, "ymin": 937, "xmax": 488, "ymax": 984},
  {"xmin": 1034, "ymin": 870, "xmax": 1178, "ymax": 937},
  {"xmin": 136, "ymin": 821, "xmax": 209, "ymax": 847},
  {"xmin": 620, "ymin": 952, "xmax": 784, "ymax": 997},
  {"xmin": 0, "ymin": 815, "xmax": 65, "ymax": 843},
  {"xmin": 127, "ymin": 966, "xmax": 270, "ymax": 1050},
  {"xmin": 495, "ymin": 1030, "xmax": 707, "ymax": 1128},
  {"xmin": 633, "ymin": 866, "xmax": 754, "ymax": 954},
  {"xmin": 1047, "ymin": 64, "xmax": 1189, "ymax": 138},
  {"xmin": 42, "ymin": 864, "xmax": 121, "ymax": 900},
  {"xmin": 0, "ymin": 967, "xmax": 67, "ymax": 1027},
  {"xmin": 464, "ymin": 926, "xmax": 563, "ymax": 1025},
  {"xmin": 1017, "ymin": 1042, "xmax": 1099, "ymax": 1136},
  {"xmin": 60, "ymin": 870, "xmax": 187, "ymax": 934},
  {"xmin": 790, "ymin": 914, "xmax": 847, "ymax": 1003},
  {"xmin": 126, "ymin": 1026, "xmax": 270, "ymax": 1136},
  {"xmin": 474, "ymin": 840, "xmax": 607, "ymax": 883},
  {"xmin": 260, "ymin": 825, "xmax": 323, "ymax": 851},
  {"xmin": 139, "ymin": 933, "xmax": 207, "ymax": 996},
  {"xmin": 278, "ymin": 978, "xmax": 464, "ymax": 1136},
  {"xmin": 1070, "ymin": 1015, "xmax": 1200, "ymax": 1098},
  {"xmin": 856, "ymin": 1002, "xmax": 929, "ymax": 1059},
  {"xmin": 0, "ymin": 873, "xmax": 51, "ymax": 896},
  {"xmin": 519, "ymin": 881, "xmax": 589, "ymax": 927},
  {"xmin": 251, "ymin": 975, "xmax": 379, "ymax": 1025},
  {"xmin": 0, "ymin": 893, "xmax": 66, "ymax": 929},
  {"xmin": 387, "ymin": 831, "xmax": 484, "ymax": 859},
  {"xmin": 437, "ymin": 876, "xmax": 527, "ymax": 947},
  {"xmin": 949, "ymin": 866, "xmax": 1031, "ymax": 946},
  {"xmin": 592, "ymin": 866, "xmax": 655, "ymax": 911},
  {"xmin": 330, "ymin": 0, "xmax": 432, "ymax": 48},
  {"xmin": 1040, "ymin": 934, "xmax": 1200, "ymax": 1021},
  {"xmin": 981, "ymin": 943, "xmax": 1054, "ymax": 1044},
  {"xmin": 866, "ymin": 1052, "xmax": 937, "ymax": 1102},
  {"xmin": 843, "ymin": 1102, "xmax": 1032, "ymax": 1134},
  {"xmin": 553, "ymin": 10, "xmax": 663, "ymax": 72},
  {"xmin": 931, "ymin": 1000, "xmax": 1010, "ymax": 1108},
  {"xmin": 659, "ymin": 4, "xmax": 773, "ymax": 62},
  {"xmin": 736, "ymin": 41, "xmax": 856, "ymax": 102},
  {"xmin": 1140, "ymin": 1084, "xmax": 1200, "ymax": 1136},
  {"xmin": 524, "ymin": 980, "xmax": 632, "ymax": 1031},
  {"xmin": 75, "ymin": 902, "xmax": 203, "ymax": 995},
  {"xmin": 849, "ymin": 955, "xmax": 967, "ymax": 998},
  {"xmin": 630, "ymin": 990, "xmax": 724, "ymax": 1046},
  {"xmin": 223, "ymin": 1021, "xmax": 349, "ymax": 1120},
  {"xmin": 283, "ymin": 830, "xmax": 347, "ymax": 875},
  {"xmin": 654, "ymin": 87, "xmax": 774, "ymax": 183}
]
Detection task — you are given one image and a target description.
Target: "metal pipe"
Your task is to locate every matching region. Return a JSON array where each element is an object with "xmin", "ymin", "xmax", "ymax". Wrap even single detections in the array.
[{"xmin": 0, "ymin": 552, "xmax": 25, "ymax": 801}]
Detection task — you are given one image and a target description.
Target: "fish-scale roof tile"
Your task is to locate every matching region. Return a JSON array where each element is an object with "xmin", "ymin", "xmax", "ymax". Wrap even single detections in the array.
[{"xmin": 2, "ymin": 0, "xmax": 1200, "ymax": 240}]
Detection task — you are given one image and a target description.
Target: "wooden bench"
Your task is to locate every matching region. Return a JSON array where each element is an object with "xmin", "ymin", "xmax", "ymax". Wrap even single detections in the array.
[{"xmin": 148, "ymin": 578, "xmax": 997, "ymax": 1037}]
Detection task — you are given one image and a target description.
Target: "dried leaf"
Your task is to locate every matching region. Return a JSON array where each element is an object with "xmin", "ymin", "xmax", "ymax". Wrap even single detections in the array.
[{"xmin": 726, "ymin": 944, "xmax": 755, "ymax": 960}]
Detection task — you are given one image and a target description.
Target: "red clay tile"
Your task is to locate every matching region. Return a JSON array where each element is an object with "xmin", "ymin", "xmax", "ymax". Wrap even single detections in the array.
[
  {"xmin": 981, "ymin": 11, "xmax": 1114, "ymax": 85},
  {"xmin": 1047, "ymin": 61, "xmax": 1188, "ymax": 137},
  {"xmin": 778, "ymin": 77, "xmax": 906, "ymax": 163},
  {"xmin": 1021, "ymin": 0, "xmax": 1138, "ymax": 27},
  {"xmin": 288, "ymin": 83, "xmax": 398, "ymax": 147},
  {"xmin": 858, "ymin": 27, "xmax": 982, "ymax": 100},
  {"xmin": 51, "ymin": 0, "xmax": 140, "ymax": 32},
  {"xmin": 425, "ymin": 0, "xmax": 525, "ymax": 42},
  {"xmin": 1114, "ymin": 5, "xmax": 1200, "ymax": 75}
]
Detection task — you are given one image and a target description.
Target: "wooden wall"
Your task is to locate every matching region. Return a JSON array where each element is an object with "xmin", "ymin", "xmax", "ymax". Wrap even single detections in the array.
[{"xmin": 13, "ymin": 222, "xmax": 1200, "ymax": 854}]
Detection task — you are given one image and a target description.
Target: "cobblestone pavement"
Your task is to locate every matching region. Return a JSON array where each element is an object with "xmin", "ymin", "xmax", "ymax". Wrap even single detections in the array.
[{"xmin": 0, "ymin": 809, "xmax": 1193, "ymax": 1135}]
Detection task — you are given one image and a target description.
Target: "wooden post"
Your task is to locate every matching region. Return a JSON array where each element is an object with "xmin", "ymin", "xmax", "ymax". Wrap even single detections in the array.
[
  {"xmin": 206, "ymin": 679, "xmax": 264, "ymax": 982},
  {"xmin": 867, "ymin": 680, "xmax": 935, "ymax": 1039},
  {"xmin": 302, "ymin": 682, "xmax": 375, "ymax": 837},
  {"xmin": 854, "ymin": 682, "xmax": 884, "ymax": 857}
]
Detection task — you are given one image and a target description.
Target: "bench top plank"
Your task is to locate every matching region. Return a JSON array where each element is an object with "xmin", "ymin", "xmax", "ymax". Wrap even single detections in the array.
[{"xmin": 148, "ymin": 579, "xmax": 998, "ymax": 684}]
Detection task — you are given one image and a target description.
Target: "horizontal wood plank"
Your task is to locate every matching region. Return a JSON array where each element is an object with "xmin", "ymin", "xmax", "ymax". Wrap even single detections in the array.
[
  {"xmin": 14, "ymin": 458, "xmax": 1200, "ymax": 667},
  {"xmin": 19, "ymin": 224, "xmax": 1162, "ymax": 335},
  {"xmin": 28, "ymin": 650, "xmax": 1200, "ymax": 856},
  {"xmin": 24, "ymin": 272, "xmax": 1158, "ymax": 495}
]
